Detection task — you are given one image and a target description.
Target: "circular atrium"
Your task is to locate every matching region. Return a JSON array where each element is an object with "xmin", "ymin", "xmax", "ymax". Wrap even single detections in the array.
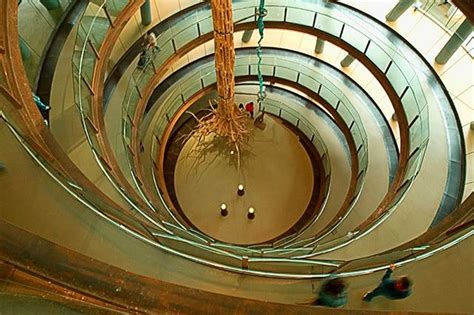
[{"xmin": 0, "ymin": 0, "xmax": 473, "ymax": 313}]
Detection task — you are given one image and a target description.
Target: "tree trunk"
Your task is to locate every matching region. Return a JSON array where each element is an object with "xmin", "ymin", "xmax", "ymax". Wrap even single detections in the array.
[{"xmin": 210, "ymin": 0, "xmax": 236, "ymax": 116}]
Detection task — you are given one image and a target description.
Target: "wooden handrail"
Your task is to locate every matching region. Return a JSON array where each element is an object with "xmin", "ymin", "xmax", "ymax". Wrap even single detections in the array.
[
  {"xmin": 128, "ymin": 20, "xmax": 409, "ymax": 246},
  {"xmin": 0, "ymin": 0, "xmax": 48, "ymax": 146},
  {"xmin": 156, "ymin": 82, "xmax": 329, "ymax": 245},
  {"xmin": 0, "ymin": 0, "xmax": 159, "ymax": 239},
  {"xmin": 154, "ymin": 76, "xmax": 359, "ymax": 245},
  {"xmin": 89, "ymin": 0, "xmax": 170, "ymax": 223},
  {"xmin": 451, "ymin": 0, "xmax": 474, "ymax": 24},
  {"xmin": 2, "ymin": 219, "xmax": 467, "ymax": 314}
]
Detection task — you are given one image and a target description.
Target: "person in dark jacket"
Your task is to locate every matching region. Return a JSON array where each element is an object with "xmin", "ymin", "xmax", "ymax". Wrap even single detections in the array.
[
  {"xmin": 315, "ymin": 277, "xmax": 347, "ymax": 308},
  {"xmin": 363, "ymin": 264, "xmax": 412, "ymax": 302},
  {"xmin": 137, "ymin": 51, "xmax": 150, "ymax": 70}
]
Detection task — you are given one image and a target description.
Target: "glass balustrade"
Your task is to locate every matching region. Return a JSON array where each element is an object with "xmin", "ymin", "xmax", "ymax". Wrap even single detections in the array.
[
  {"xmin": 417, "ymin": 0, "xmax": 473, "ymax": 57},
  {"xmin": 143, "ymin": 53, "xmax": 368, "ymax": 255},
  {"xmin": 72, "ymin": 0, "xmax": 431, "ymax": 260},
  {"xmin": 17, "ymin": 0, "xmax": 75, "ymax": 85},
  {"xmin": 72, "ymin": 0, "xmax": 182, "ymax": 236},
  {"xmin": 117, "ymin": 2, "xmax": 431, "ymax": 241},
  {"xmin": 58, "ymin": 0, "xmax": 471, "ymax": 276}
]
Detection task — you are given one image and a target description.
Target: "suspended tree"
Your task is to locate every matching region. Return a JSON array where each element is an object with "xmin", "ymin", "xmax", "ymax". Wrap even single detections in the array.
[
  {"xmin": 188, "ymin": 0, "xmax": 267, "ymax": 157},
  {"xmin": 189, "ymin": 0, "xmax": 249, "ymax": 149}
]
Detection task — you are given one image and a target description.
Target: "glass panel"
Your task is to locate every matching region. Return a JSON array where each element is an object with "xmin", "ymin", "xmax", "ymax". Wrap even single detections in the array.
[
  {"xmin": 286, "ymin": 8, "xmax": 315, "ymax": 27},
  {"xmin": 89, "ymin": 16, "xmax": 110, "ymax": 51},
  {"xmin": 154, "ymin": 40, "xmax": 175, "ymax": 68},
  {"xmin": 174, "ymin": 25, "xmax": 200, "ymax": 50},
  {"xmin": 337, "ymin": 104, "xmax": 352, "ymax": 126},
  {"xmin": 233, "ymin": 7, "xmax": 255, "ymax": 23},
  {"xmin": 79, "ymin": 80, "xmax": 93, "ymax": 114},
  {"xmin": 355, "ymin": 171, "xmax": 364, "ymax": 193},
  {"xmin": 127, "ymin": 88, "xmax": 141, "ymax": 118},
  {"xmin": 174, "ymin": 11, "xmax": 199, "ymax": 32},
  {"xmin": 401, "ymin": 88, "xmax": 419, "ymax": 124},
  {"xmin": 298, "ymin": 122, "xmax": 313, "ymax": 140},
  {"xmin": 404, "ymin": 150, "xmax": 422, "ymax": 180},
  {"xmin": 168, "ymin": 96, "xmax": 184, "ymax": 120},
  {"xmin": 157, "ymin": 28, "xmax": 174, "ymax": 47},
  {"xmin": 392, "ymin": 50, "xmax": 416, "ymax": 85},
  {"xmin": 299, "ymin": 74, "xmax": 320, "ymax": 92},
  {"xmin": 235, "ymin": 64, "xmax": 249, "ymax": 77},
  {"xmin": 250, "ymin": 64, "xmax": 274, "ymax": 76},
  {"xmin": 316, "ymin": 14, "xmax": 343, "ymax": 38},
  {"xmin": 280, "ymin": 110, "xmax": 298, "ymax": 126},
  {"xmin": 275, "ymin": 67, "xmax": 298, "ymax": 82},
  {"xmin": 84, "ymin": 119, "xmax": 103, "ymax": 156},
  {"xmin": 106, "ymin": 0, "xmax": 128, "ymax": 16},
  {"xmin": 136, "ymin": 62, "xmax": 157, "ymax": 91},
  {"xmin": 264, "ymin": 103, "xmax": 279, "ymax": 116},
  {"xmin": 198, "ymin": 17, "xmax": 214, "ymax": 35},
  {"xmin": 182, "ymin": 80, "xmax": 203, "ymax": 100},
  {"xmin": 80, "ymin": 51, "xmax": 96, "ymax": 84},
  {"xmin": 336, "ymin": 250, "xmax": 411, "ymax": 273},
  {"xmin": 264, "ymin": 5, "xmax": 285, "ymax": 22},
  {"xmin": 412, "ymin": 77, "xmax": 428, "ymax": 110},
  {"xmin": 341, "ymin": 24, "xmax": 369, "ymax": 52},
  {"xmin": 386, "ymin": 64, "xmax": 408, "ymax": 96},
  {"xmin": 365, "ymin": 42, "xmax": 391, "ymax": 73},
  {"xmin": 351, "ymin": 126, "xmax": 363, "ymax": 148},
  {"xmin": 319, "ymin": 86, "xmax": 339, "ymax": 108},
  {"xmin": 202, "ymin": 71, "xmax": 217, "ymax": 87},
  {"xmin": 123, "ymin": 118, "xmax": 132, "ymax": 145},
  {"xmin": 419, "ymin": 106, "xmax": 429, "ymax": 141},
  {"xmin": 409, "ymin": 117, "xmax": 423, "ymax": 150}
]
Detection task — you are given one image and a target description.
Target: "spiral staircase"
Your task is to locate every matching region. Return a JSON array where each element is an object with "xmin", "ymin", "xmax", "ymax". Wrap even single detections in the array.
[{"xmin": 0, "ymin": 0, "xmax": 473, "ymax": 313}]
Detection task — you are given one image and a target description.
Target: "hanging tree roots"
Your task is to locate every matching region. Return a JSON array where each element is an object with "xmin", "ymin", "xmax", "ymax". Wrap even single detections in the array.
[{"xmin": 185, "ymin": 101, "xmax": 250, "ymax": 151}]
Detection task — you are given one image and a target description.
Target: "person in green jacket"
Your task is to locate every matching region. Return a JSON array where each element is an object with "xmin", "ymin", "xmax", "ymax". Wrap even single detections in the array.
[{"xmin": 315, "ymin": 277, "xmax": 347, "ymax": 308}]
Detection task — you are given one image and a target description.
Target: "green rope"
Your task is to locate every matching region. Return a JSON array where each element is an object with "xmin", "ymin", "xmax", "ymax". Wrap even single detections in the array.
[{"xmin": 256, "ymin": 0, "xmax": 266, "ymax": 105}]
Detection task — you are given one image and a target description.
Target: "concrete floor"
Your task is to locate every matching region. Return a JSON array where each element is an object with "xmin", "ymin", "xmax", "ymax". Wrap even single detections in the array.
[
  {"xmin": 40, "ymin": 0, "xmax": 470, "ymax": 258},
  {"xmin": 0, "ymin": 123, "xmax": 472, "ymax": 313},
  {"xmin": 174, "ymin": 116, "xmax": 314, "ymax": 245},
  {"xmin": 3, "ymin": 0, "xmax": 473, "ymax": 312}
]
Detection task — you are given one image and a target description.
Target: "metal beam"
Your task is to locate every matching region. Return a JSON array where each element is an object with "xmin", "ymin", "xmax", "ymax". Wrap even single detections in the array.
[
  {"xmin": 315, "ymin": 38, "xmax": 325, "ymax": 54},
  {"xmin": 435, "ymin": 19, "xmax": 473, "ymax": 65},
  {"xmin": 241, "ymin": 29, "xmax": 253, "ymax": 43},
  {"xmin": 385, "ymin": 0, "xmax": 416, "ymax": 22},
  {"xmin": 340, "ymin": 54, "xmax": 355, "ymax": 67},
  {"xmin": 140, "ymin": 0, "xmax": 152, "ymax": 26}
]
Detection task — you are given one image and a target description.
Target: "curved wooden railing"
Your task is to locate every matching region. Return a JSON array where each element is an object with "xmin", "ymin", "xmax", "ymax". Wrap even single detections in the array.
[
  {"xmin": 151, "ymin": 63, "xmax": 363, "ymax": 248},
  {"xmin": 123, "ymin": 13, "xmax": 410, "ymax": 254},
  {"xmin": 1, "ymin": 210, "xmax": 472, "ymax": 313},
  {"xmin": 2, "ymin": 0, "xmax": 470, "ymax": 281},
  {"xmin": 0, "ymin": 0, "xmax": 160, "ymax": 242},
  {"xmin": 0, "ymin": 0, "xmax": 49, "ymax": 148}
]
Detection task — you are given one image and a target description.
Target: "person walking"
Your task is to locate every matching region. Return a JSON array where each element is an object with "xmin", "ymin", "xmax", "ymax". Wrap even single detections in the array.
[
  {"xmin": 315, "ymin": 277, "xmax": 347, "ymax": 308},
  {"xmin": 145, "ymin": 31, "xmax": 160, "ymax": 52},
  {"xmin": 137, "ymin": 50, "xmax": 149, "ymax": 70},
  {"xmin": 363, "ymin": 264, "xmax": 412, "ymax": 302}
]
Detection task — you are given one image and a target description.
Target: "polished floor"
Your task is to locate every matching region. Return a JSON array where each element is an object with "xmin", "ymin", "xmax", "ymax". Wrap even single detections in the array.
[
  {"xmin": 13, "ymin": 0, "xmax": 472, "ymax": 258},
  {"xmin": 175, "ymin": 115, "xmax": 314, "ymax": 245},
  {"xmin": 2, "ymin": 0, "xmax": 473, "ymax": 312},
  {"xmin": 14, "ymin": 0, "xmax": 472, "ymax": 261}
]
